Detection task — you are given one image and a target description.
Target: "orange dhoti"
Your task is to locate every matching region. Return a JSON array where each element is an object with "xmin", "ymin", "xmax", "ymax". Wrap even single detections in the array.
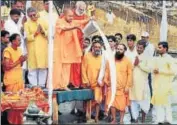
[
  {"xmin": 105, "ymin": 86, "xmax": 111, "ymax": 113},
  {"xmin": 53, "ymin": 62, "xmax": 71, "ymax": 90},
  {"xmin": 112, "ymin": 89, "xmax": 130, "ymax": 111},
  {"xmin": 52, "ymin": 17, "xmax": 83, "ymax": 90},
  {"xmin": 91, "ymin": 86, "xmax": 103, "ymax": 109},
  {"xmin": 93, "ymin": 86, "xmax": 103, "ymax": 104}
]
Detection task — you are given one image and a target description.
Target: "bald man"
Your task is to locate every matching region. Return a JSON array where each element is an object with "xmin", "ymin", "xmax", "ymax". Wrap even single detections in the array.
[
  {"xmin": 52, "ymin": 8, "xmax": 90, "ymax": 90},
  {"xmin": 70, "ymin": 1, "xmax": 90, "ymax": 88}
]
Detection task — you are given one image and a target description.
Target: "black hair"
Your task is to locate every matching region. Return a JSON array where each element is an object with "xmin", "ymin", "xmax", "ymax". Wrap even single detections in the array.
[
  {"xmin": 10, "ymin": 9, "xmax": 21, "ymax": 16},
  {"xmin": 9, "ymin": 33, "xmax": 20, "ymax": 43},
  {"xmin": 84, "ymin": 37, "xmax": 90, "ymax": 43},
  {"xmin": 137, "ymin": 39, "xmax": 146, "ymax": 48},
  {"xmin": 126, "ymin": 34, "xmax": 136, "ymax": 41},
  {"xmin": 92, "ymin": 41, "xmax": 102, "ymax": 46},
  {"xmin": 108, "ymin": 35, "xmax": 116, "ymax": 42},
  {"xmin": 13, "ymin": 0, "xmax": 23, "ymax": 5},
  {"xmin": 92, "ymin": 35, "xmax": 102, "ymax": 42},
  {"xmin": 118, "ymin": 43, "xmax": 127, "ymax": 51},
  {"xmin": 115, "ymin": 33, "xmax": 123, "ymax": 39},
  {"xmin": 43, "ymin": 0, "xmax": 49, "ymax": 3},
  {"xmin": 1, "ymin": 30, "xmax": 9, "ymax": 37},
  {"xmin": 158, "ymin": 41, "xmax": 168, "ymax": 52}
]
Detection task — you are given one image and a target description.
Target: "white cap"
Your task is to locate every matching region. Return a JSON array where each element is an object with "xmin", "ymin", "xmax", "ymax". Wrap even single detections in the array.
[{"xmin": 141, "ymin": 31, "xmax": 149, "ymax": 37}]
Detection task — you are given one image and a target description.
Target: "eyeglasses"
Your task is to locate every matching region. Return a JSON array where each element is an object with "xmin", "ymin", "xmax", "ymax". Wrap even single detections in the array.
[{"xmin": 29, "ymin": 14, "xmax": 36, "ymax": 18}]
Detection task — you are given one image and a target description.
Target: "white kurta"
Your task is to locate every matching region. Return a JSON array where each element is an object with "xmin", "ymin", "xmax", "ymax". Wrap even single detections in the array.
[
  {"xmin": 144, "ymin": 42, "xmax": 155, "ymax": 58},
  {"xmin": 125, "ymin": 46, "xmax": 138, "ymax": 66},
  {"xmin": 4, "ymin": 18, "xmax": 27, "ymax": 69},
  {"xmin": 106, "ymin": 12, "xmax": 116, "ymax": 24},
  {"xmin": 8, "ymin": 12, "xmax": 25, "ymax": 32},
  {"xmin": 129, "ymin": 53, "xmax": 151, "ymax": 119}
]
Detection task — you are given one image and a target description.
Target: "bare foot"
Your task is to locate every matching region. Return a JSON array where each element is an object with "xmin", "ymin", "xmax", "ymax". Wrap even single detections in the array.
[
  {"xmin": 64, "ymin": 87, "xmax": 71, "ymax": 91},
  {"xmin": 95, "ymin": 118, "xmax": 99, "ymax": 123},
  {"xmin": 120, "ymin": 121, "xmax": 124, "ymax": 124},
  {"xmin": 110, "ymin": 120, "xmax": 116, "ymax": 124}
]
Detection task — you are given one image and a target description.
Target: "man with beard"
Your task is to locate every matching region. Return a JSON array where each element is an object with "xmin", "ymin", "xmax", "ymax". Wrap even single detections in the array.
[
  {"xmin": 82, "ymin": 41, "xmax": 103, "ymax": 123},
  {"xmin": 151, "ymin": 42, "xmax": 175, "ymax": 124},
  {"xmin": 70, "ymin": 1, "xmax": 91, "ymax": 88},
  {"xmin": 129, "ymin": 40, "xmax": 151, "ymax": 123},
  {"xmin": 104, "ymin": 43, "xmax": 133, "ymax": 124}
]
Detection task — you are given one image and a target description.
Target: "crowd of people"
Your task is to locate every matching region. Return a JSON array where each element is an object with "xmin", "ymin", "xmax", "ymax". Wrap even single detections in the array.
[{"xmin": 1, "ymin": 0, "xmax": 177, "ymax": 124}]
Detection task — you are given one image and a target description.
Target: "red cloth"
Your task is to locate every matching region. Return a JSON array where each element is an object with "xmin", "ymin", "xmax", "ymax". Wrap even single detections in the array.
[
  {"xmin": 1, "ymin": 100, "xmax": 49, "ymax": 124},
  {"xmin": 70, "ymin": 10, "xmax": 88, "ymax": 87},
  {"xmin": 1, "ymin": 88, "xmax": 49, "ymax": 124}
]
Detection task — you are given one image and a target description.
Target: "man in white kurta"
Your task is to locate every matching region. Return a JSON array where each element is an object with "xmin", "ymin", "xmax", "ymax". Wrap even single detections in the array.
[
  {"xmin": 10, "ymin": 0, "xmax": 26, "ymax": 31},
  {"xmin": 106, "ymin": 10, "xmax": 116, "ymax": 24},
  {"xmin": 125, "ymin": 34, "xmax": 138, "ymax": 66},
  {"xmin": 141, "ymin": 31, "xmax": 156, "ymax": 121},
  {"xmin": 129, "ymin": 40, "xmax": 151, "ymax": 123},
  {"xmin": 124, "ymin": 34, "xmax": 137, "ymax": 122},
  {"xmin": 4, "ymin": 9, "xmax": 27, "ymax": 79},
  {"xmin": 151, "ymin": 42, "xmax": 175, "ymax": 124}
]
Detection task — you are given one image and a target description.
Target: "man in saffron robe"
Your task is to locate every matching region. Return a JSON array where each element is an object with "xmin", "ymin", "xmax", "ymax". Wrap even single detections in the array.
[
  {"xmin": 3, "ymin": 33, "xmax": 27, "ymax": 92},
  {"xmin": 70, "ymin": 1, "xmax": 89, "ymax": 88},
  {"xmin": 82, "ymin": 41, "xmax": 103, "ymax": 123},
  {"xmin": 53, "ymin": 8, "xmax": 90, "ymax": 90},
  {"xmin": 104, "ymin": 43, "xmax": 133, "ymax": 124}
]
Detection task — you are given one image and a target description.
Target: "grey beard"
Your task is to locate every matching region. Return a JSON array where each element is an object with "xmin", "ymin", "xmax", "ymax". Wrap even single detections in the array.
[
  {"xmin": 75, "ymin": 9, "xmax": 85, "ymax": 16},
  {"xmin": 94, "ymin": 50, "xmax": 101, "ymax": 56}
]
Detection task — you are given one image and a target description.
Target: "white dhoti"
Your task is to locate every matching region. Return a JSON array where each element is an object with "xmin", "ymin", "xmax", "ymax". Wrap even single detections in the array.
[
  {"xmin": 123, "ymin": 107, "xmax": 131, "ymax": 124},
  {"xmin": 131, "ymin": 99, "xmax": 150, "ymax": 120},
  {"xmin": 28, "ymin": 69, "xmax": 48, "ymax": 88},
  {"xmin": 155, "ymin": 98, "xmax": 172, "ymax": 123}
]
